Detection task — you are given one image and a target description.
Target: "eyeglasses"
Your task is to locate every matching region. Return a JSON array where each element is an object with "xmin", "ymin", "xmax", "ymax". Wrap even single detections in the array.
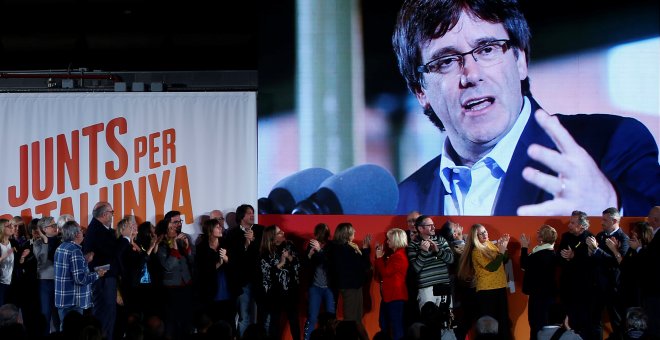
[
  {"xmin": 418, "ymin": 224, "xmax": 435, "ymax": 228},
  {"xmin": 170, "ymin": 220, "xmax": 182, "ymax": 225},
  {"xmin": 215, "ymin": 217, "xmax": 225, "ymax": 221},
  {"xmin": 417, "ymin": 39, "xmax": 511, "ymax": 75},
  {"xmin": 105, "ymin": 210, "xmax": 114, "ymax": 215}
]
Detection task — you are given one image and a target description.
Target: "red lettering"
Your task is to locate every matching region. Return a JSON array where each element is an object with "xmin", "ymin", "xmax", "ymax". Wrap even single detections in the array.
[
  {"xmin": 8, "ymin": 145, "xmax": 29, "ymax": 207},
  {"xmin": 105, "ymin": 117, "xmax": 128, "ymax": 180},
  {"xmin": 32, "ymin": 138, "xmax": 54, "ymax": 201},
  {"xmin": 57, "ymin": 132, "xmax": 80, "ymax": 194},
  {"xmin": 82, "ymin": 123, "xmax": 104, "ymax": 185}
]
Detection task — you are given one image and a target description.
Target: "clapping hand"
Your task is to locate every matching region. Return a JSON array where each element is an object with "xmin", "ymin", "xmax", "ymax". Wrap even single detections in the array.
[
  {"xmin": 497, "ymin": 234, "xmax": 510, "ymax": 253},
  {"xmin": 363, "ymin": 234, "xmax": 372, "ymax": 249},
  {"xmin": 520, "ymin": 233, "xmax": 530, "ymax": 248},
  {"xmin": 605, "ymin": 237, "xmax": 620, "ymax": 253},
  {"xmin": 517, "ymin": 109, "xmax": 617, "ymax": 216},
  {"xmin": 375, "ymin": 243, "xmax": 384, "ymax": 258}
]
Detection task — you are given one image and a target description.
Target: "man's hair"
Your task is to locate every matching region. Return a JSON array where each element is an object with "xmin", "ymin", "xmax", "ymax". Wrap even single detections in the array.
[
  {"xmin": 547, "ymin": 303, "xmax": 567, "ymax": 325},
  {"xmin": 235, "ymin": 204, "xmax": 254, "ymax": 225},
  {"xmin": 37, "ymin": 216, "xmax": 55, "ymax": 232},
  {"xmin": 414, "ymin": 215, "xmax": 432, "ymax": 232},
  {"xmin": 393, "ymin": 0, "xmax": 531, "ymax": 130},
  {"xmin": 387, "ymin": 228, "xmax": 408, "ymax": 249},
  {"xmin": 57, "ymin": 214, "xmax": 75, "ymax": 229},
  {"xmin": 92, "ymin": 202, "xmax": 110, "ymax": 219},
  {"xmin": 475, "ymin": 315, "xmax": 498, "ymax": 334},
  {"xmin": 538, "ymin": 224, "xmax": 557, "ymax": 244},
  {"xmin": 571, "ymin": 210, "xmax": 590, "ymax": 230},
  {"xmin": 602, "ymin": 207, "xmax": 621, "ymax": 221},
  {"xmin": 61, "ymin": 221, "xmax": 81, "ymax": 242}
]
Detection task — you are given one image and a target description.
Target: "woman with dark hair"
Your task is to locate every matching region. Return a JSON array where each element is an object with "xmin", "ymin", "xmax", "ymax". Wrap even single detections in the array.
[
  {"xmin": 134, "ymin": 221, "xmax": 162, "ymax": 319},
  {"xmin": 520, "ymin": 225, "xmax": 559, "ymax": 340},
  {"xmin": 375, "ymin": 228, "xmax": 409, "ymax": 340},
  {"xmin": 156, "ymin": 218, "xmax": 194, "ymax": 339},
  {"xmin": 328, "ymin": 222, "xmax": 372, "ymax": 338},
  {"xmin": 256, "ymin": 225, "xmax": 301, "ymax": 340},
  {"xmin": 303, "ymin": 223, "xmax": 335, "ymax": 340},
  {"xmin": 458, "ymin": 224, "xmax": 511, "ymax": 339},
  {"xmin": 606, "ymin": 221, "xmax": 654, "ymax": 310},
  {"xmin": 194, "ymin": 218, "xmax": 235, "ymax": 330}
]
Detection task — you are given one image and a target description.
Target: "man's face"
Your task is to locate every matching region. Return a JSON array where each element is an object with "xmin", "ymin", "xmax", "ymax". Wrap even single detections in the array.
[
  {"xmin": 417, "ymin": 217, "xmax": 435, "ymax": 238},
  {"xmin": 407, "ymin": 212, "xmax": 420, "ymax": 234},
  {"xmin": 648, "ymin": 208, "xmax": 660, "ymax": 228},
  {"xmin": 601, "ymin": 214, "xmax": 616, "ymax": 233},
  {"xmin": 242, "ymin": 208, "xmax": 255, "ymax": 226},
  {"xmin": 210, "ymin": 210, "xmax": 225, "ymax": 226},
  {"xmin": 567, "ymin": 215, "xmax": 584, "ymax": 236},
  {"xmin": 170, "ymin": 215, "xmax": 183, "ymax": 233},
  {"xmin": 415, "ymin": 11, "xmax": 527, "ymax": 155},
  {"xmin": 101, "ymin": 204, "xmax": 114, "ymax": 227}
]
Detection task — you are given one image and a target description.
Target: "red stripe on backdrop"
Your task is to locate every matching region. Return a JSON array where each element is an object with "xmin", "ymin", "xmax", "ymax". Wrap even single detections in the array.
[{"xmin": 259, "ymin": 214, "xmax": 646, "ymax": 340}]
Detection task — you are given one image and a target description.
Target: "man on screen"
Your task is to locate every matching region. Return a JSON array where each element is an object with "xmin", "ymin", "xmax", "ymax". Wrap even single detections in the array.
[{"xmin": 393, "ymin": 0, "xmax": 659, "ymax": 216}]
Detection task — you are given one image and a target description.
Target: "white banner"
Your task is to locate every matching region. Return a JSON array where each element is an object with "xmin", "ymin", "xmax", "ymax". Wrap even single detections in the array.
[{"xmin": 0, "ymin": 92, "xmax": 257, "ymax": 235}]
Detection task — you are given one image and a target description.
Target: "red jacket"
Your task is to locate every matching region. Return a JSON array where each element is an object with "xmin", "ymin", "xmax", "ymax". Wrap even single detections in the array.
[{"xmin": 375, "ymin": 247, "xmax": 409, "ymax": 302}]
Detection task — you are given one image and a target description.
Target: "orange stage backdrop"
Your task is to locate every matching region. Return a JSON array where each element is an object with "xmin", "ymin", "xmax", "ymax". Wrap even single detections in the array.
[{"xmin": 260, "ymin": 214, "xmax": 646, "ymax": 340}]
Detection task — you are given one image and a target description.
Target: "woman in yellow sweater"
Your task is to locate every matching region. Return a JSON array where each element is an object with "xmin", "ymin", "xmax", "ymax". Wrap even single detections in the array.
[{"xmin": 458, "ymin": 224, "xmax": 511, "ymax": 339}]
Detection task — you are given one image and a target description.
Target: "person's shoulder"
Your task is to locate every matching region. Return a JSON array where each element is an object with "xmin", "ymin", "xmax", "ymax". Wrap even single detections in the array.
[
  {"xmin": 556, "ymin": 113, "xmax": 648, "ymax": 134},
  {"xmin": 399, "ymin": 155, "xmax": 442, "ymax": 187}
]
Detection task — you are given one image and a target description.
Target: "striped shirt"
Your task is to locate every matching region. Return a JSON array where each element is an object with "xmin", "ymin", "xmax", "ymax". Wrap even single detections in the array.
[
  {"xmin": 54, "ymin": 241, "xmax": 99, "ymax": 309},
  {"xmin": 407, "ymin": 235, "xmax": 454, "ymax": 288}
]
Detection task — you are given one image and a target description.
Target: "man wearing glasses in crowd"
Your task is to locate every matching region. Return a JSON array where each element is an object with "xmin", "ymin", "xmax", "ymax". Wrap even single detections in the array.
[
  {"xmin": 393, "ymin": 0, "xmax": 659, "ymax": 217},
  {"xmin": 406, "ymin": 215, "xmax": 454, "ymax": 310}
]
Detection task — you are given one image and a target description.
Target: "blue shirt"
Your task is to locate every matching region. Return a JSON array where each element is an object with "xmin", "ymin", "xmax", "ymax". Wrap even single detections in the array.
[{"xmin": 54, "ymin": 241, "xmax": 99, "ymax": 309}]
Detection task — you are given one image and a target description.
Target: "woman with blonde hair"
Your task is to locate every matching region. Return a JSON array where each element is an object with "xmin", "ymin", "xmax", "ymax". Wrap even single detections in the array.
[
  {"xmin": 458, "ymin": 224, "xmax": 511, "ymax": 339},
  {"xmin": 328, "ymin": 222, "xmax": 371, "ymax": 337},
  {"xmin": 375, "ymin": 228, "xmax": 408, "ymax": 340}
]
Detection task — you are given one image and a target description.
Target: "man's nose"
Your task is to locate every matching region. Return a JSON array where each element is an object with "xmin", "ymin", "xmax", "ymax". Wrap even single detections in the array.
[{"xmin": 460, "ymin": 55, "xmax": 481, "ymax": 87}]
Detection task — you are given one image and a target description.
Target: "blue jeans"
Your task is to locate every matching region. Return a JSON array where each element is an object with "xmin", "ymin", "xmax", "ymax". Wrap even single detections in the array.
[
  {"xmin": 40, "ymin": 280, "xmax": 60, "ymax": 334},
  {"xmin": 381, "ymin": 300, "xmax": 405, "ymax": 340},
  {"xmin": 304, "ymin": 285, "xmax": 335, "ymax": 340},
  {"xmin": 237, "ymin": 283, "xmax": 256, "ymax": 336},
  {"xmin": 57, "ymin": 306, "xmax": 83, "ymax": 331}
]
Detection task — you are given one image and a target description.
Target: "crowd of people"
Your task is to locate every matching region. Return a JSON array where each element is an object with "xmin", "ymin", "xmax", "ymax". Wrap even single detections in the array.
[{"xmin": 0, "ymin": 204, "xmax": 658, "ymax": 340}]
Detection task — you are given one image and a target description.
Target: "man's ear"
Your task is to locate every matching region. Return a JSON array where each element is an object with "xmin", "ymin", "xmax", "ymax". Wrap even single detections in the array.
[
  {"xmin": 516, "ymin": 49, "xmax": 528, "ymax": 81},
  {"xmin": 414, "ymin": 85, "xmax": 431, "ymax": 113}
]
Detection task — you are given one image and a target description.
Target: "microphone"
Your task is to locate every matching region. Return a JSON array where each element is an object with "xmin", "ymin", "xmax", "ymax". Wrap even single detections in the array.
[
  {"xmin": 292, "ymin": 164, "xmax": 399, "ymax": 214},
  {"xmin": 258, "ymin": 168, "xmax": 333, "ymax": 214}
]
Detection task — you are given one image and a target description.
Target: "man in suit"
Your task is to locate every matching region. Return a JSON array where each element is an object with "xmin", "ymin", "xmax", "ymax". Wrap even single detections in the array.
[
  {"xmin": 557, "ymin": 210, "xmax": 595, "ymax": 339},
  {"xmin": 82, "ymin": 201, "xmax": 118, "ymax": 340},
  {"xmin": 586, "ymin": 207, "xmax": 629, "ymax": 340},
  {"xmin": 392, "ymin": 0, "xmax": 659, "ymax": 216}
]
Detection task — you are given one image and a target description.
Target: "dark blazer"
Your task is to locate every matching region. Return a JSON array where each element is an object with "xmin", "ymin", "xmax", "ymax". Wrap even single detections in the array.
[
  {"xmin": 225, "ymin": 224, "xmax": 264, "ymax": 292},
  {"xmin": 592, "ymin": 228, "xmax": 629, "ymax": 293},
  {"xmin": 520, "ymin": 247, "xmax": 557, "ymax": 297},
  {"xmin": 557, "ymin": 231, "xmax": 595, "ymax": 301},
  {"xmin": 327, "ymin": 241, "xmax": 371, "ymax": 290},
  {"xmin": 194, "ymin": 238, "xmax": 232, "ymax": 301},
  {"xmin": 82, "ymin": 217, "xmax": 119, "ymax": 277},
  {"xmin": 396, "ymin": 97, "xmax": 660, "ymax": 216}
]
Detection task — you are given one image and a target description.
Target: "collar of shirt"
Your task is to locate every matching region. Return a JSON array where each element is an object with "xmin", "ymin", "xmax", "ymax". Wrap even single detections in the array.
[
  {"xmin": 439, "ymin": 96, "xmax": 532, "ymax": 215},
  {"xmin": 608, "ymin": 227, "xmax": 620, "ymax": 236},
  {"xmin": 240, "ymin": 224, "xmax": 253, "ymax": 232},
  {"xmin": 123, "ymin": 236, "xmax": 131, "ymax": 242}
]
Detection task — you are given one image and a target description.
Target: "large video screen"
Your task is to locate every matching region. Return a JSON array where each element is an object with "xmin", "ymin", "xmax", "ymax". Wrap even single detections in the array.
[{"xmin": 258, "ymin": 1, "xmax": 659, "ymax": 216}]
